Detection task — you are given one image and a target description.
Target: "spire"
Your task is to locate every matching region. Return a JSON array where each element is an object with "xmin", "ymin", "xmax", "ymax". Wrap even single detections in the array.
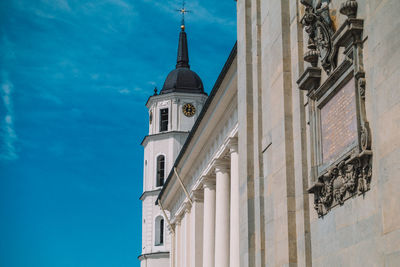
[
  {"xmin": 176, "ymin": 28, "xmax": 190, "ymax": 69},
  {"xmin": 176, "ymin": 1, "xmax": 190, "ymax": 69}
]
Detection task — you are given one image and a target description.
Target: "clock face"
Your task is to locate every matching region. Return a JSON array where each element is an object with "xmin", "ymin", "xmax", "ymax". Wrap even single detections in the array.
[{"xmin": 182, "ymin": 103, "xmax": 196, "ymax": 117}]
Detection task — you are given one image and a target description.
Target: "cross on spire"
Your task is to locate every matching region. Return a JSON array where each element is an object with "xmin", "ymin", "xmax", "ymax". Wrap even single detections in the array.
[{"xmin": 176, "ymin": 0, "xmax": 191, "ymax": 30}]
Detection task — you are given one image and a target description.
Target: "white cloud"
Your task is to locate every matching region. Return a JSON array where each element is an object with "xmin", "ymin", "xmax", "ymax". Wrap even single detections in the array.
[
  {"xmin": 0, "ymin": 71, "xmax": 18, "ymax": 161},
  {"xmin": 119, "ymin": 88, "xmax": 131, "ymax": 94},
  {"xmin": 119, "ymin": 86, "xmax": 147, "ymax": 95}
]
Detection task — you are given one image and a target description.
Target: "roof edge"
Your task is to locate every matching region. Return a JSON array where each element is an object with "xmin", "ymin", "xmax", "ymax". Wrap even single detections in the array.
[{"xmin": 156, "ymin": 41, "xmax": 237, "ymax": 205}]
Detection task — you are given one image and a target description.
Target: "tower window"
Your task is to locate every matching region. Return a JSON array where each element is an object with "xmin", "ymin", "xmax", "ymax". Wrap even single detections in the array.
[
  {"xmin": 155, "ymin": 216, "xmax": 164, "ymax": 246},
  {"xmin": 156, "ymin": 155, "xmax": 165, "ymax": 187},
  {"xmin": 160, "ymin": 108, "xmax": 168, "ymax": 132}
]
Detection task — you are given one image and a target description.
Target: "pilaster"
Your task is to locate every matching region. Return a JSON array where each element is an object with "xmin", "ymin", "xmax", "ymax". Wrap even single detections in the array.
[{"xmin": 236, "ymin": 0, "xmax": 256, "ymax": 265}]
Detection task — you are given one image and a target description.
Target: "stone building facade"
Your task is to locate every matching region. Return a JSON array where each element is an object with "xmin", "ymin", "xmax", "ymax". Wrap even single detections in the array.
[{"xmin": 149, "ymin": 0, "xmax": 400, "ymax": 266}]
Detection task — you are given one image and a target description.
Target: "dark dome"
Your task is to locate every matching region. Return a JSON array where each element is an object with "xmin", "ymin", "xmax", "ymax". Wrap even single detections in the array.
[
  {"xmin": 160, "ymin": 67, "xmax": 204, "ymax": 94},
  {"xmin": 158, "ymin": 27, "xmax": 206, "ymax": 95}
]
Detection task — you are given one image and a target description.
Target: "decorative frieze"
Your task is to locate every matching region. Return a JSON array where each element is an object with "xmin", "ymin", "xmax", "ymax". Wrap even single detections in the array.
[{"xmin": 298, "ymin": 0, "xmax": 372, "ymax": 216}]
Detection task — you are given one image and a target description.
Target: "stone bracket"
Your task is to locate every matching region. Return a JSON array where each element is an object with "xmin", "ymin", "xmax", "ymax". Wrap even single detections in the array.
[{"xmin": 297, "ymin": 67, "xmax": 322, "ymax": 92}]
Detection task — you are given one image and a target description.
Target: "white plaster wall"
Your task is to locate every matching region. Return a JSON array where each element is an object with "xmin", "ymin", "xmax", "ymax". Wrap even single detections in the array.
[
  {"xmin": 141, "ymin": 91, "xmax": 208, "ymax": 265},
  {"xmin": 142, "ymin": 193, "xmax": 171, "ymax": 254},
  {"xmin": 143, "ymin": 134, "xmax": 190, "ymax": 192},
  {"xmin": 140, "ymin": 256, "xmax": 170, "ymax": 267},
  {"xmin": 147, "ymin": 93, "xmax": 207, "ymax": 135}
]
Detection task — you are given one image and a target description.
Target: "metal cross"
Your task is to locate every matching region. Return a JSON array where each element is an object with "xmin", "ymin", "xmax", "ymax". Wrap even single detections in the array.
[{"xmin": 176, "ymin": 0, "xmax": 191, "ymax": 28}]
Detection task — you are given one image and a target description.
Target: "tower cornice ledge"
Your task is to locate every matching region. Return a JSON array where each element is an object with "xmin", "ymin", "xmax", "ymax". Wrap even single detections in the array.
[
  {"xmin": 140, "ymin": 130, "xmax": 190, "ymax": 146},
  {"xmin": 138, "ymin": 252, "xmax": 170, "ymax": 261},
  {"xmin": 145, "ymin": 91, "xmax": 207, "ymax": 107},
  {"xmin": 139, "ymin": 188, "xmax": 161, "ymax": 201}
]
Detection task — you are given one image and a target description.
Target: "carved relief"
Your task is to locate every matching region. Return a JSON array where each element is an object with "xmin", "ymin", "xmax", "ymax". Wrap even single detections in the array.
[
  {"xmin": 309, "ymin": 155, "xmax": 372, "ymax": 216},
  {"xmin": 301, "ymin": 0, "xmax": 336, "ymax": 74},
  {"xmin": 298, "ymin": 0, "xmax": 372, "ymax": 217},
  {"xmin": 340, "ymin": 0, "xmax": 358, "ymax": 19}
]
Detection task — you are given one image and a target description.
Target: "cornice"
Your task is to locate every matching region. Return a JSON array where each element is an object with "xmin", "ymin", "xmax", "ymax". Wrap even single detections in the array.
[
  {"xmin": 141, "ymin": 131, "xmax": 190, "ymax": 146},
  {"xmin": 139, "ymin": 188, "xmax": 161, "ymax": 200},
  {"xmin": 138, "ymin": 252, "xmax": 170, "ymax": 260},
  {"xmin": 146, "ymin": 91, "xmax": 208, "ymax": 107}
]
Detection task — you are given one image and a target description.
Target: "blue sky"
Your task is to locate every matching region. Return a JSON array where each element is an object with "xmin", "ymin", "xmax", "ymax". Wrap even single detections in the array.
[{"xmin": 0, "ymin": 0, "xmax": 236, "ymax": 266}]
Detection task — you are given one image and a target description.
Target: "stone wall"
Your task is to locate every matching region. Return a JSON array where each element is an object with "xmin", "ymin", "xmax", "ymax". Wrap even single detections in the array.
[{"xmin": 236, "ymin": 0, "xmax": 400, "ymax": 266}]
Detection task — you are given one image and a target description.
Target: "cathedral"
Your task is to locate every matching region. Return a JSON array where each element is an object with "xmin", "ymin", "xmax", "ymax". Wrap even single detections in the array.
[{"xmin": 139, "ymin": 1, "xmax": 400, "ymax": 267}]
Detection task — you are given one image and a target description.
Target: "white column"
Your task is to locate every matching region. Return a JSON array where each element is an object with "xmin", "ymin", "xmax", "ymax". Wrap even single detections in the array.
[
  {"xmin": 180, "ymin": 213, "xmax": 186, "ymax": 267},
  {"xmin": 202, "ymin": 177, "xmax": 216, "ymax": 267},
  {"xmin": 184, "ymin": 204, "xmax": 191, "ymax": 267},
  {"xmin": 169, "ymin": 224, "xmax": 176, "ymax": 267},
  {"xmin": 214, "ymin": 159, "xmax": 230, "ymax": 267},
  {"xmin": 175, "ymin": 220, "xmax": 182, "ymax": 267},
  {"xmin": 229, "ymin": 137, "xmax": 240, "ymax": 267},
  {"xmin": 191, "ymin": 190, "xmax": 204, "ymax": 267}
]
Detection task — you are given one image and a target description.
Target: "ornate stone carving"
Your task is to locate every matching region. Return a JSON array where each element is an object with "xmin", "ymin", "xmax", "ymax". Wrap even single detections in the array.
[
  {"xmin": 308, "ymin": 155, "xmax": 372, "ymax": 216},
  {"xmin": 301, "ymin": 0, "xmax": 336, "ymax": 74},
  {"xmin": 358, "ymin": 77, "xmax": 366, "ymax": 99},
  {"xmin": 340, "ymin": 0, "xmax": 358, "ymax": 19},
  {"xmin": 298, "ymin": 0, "xmax": 373, "ymax": 217}
]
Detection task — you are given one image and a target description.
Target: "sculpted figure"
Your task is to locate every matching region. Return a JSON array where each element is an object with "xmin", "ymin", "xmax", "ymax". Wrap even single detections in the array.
[
  {"xmin": 344, "ymin": 163, "xmax": 357, "ymax": 192},
  {"xmin": 316, "ymin": 0, "xmax": 332, "ymax": 30},
  {"xmin": 300, "ymin": 0, "xmax": 336, "ymax": 73},
  {"xmin": 320, "ymin": 172, "xmax": 333, "ymax": 207}
]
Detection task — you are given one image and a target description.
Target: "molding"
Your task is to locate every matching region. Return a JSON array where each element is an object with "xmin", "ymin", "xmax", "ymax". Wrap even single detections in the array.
[
  {"xmin": 202, "ymin": 175, "xmax": 216, "ymax": 190},
  {"xmin": 213, "ymin": 158, "xmax": 230, "ymax": 173},
  {"xmin": 141, "ymin": 130, "xmax": 190, "ymax": 146},
  {"xmin": 146, "ymin": 91, "xmax": 208, "ymax": 108},
  {"xmin": 138, "ymin": 252, "xmax": 170, "ymax": 261},
  {"xmin": 190, "ymin": 189, "xmax": 204, "ymax": 202},
  {"xmin": 139, "ymin": 188, "xmax": 161, "ymax": 200},
  {"xmin": 183, "ymin": 201, "xmax": 192, "ymax": 213},
  {"xmin": 228, "ymin": 136, "xmax": 238, "ymax": 153}
]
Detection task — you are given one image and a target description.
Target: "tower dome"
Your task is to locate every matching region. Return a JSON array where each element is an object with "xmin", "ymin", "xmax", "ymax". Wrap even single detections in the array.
[{"xmin": 160, "ymin": 27, "xmax": 205, "ymax": 95}]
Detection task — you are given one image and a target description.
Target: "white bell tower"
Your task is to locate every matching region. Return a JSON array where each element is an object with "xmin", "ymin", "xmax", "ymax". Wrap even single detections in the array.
[{"xmin": 139, "ymin": 23, "xmax": 207, "ymax": 267}]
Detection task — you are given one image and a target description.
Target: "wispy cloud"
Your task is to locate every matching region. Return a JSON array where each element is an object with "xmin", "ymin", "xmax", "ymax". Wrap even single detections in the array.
[
  {"xmin": 119, "ymin": 86, "xmax": 146, "ymax": 95},
  {"xmin": 0, "ymin": 71, "xmax": 18, "ymax": 160},
  {"xmin": 118, "ymin": 88, "xmax": 131, "ymax": 95}
]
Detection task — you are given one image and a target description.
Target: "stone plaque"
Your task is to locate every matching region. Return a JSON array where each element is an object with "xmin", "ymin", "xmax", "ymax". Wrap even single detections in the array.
[{"xmin": 320, "ymin": 78, "xmax": 358, "ymax": 165}]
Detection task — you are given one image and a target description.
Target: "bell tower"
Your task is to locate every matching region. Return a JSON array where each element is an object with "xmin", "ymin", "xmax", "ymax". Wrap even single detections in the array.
[{"xmin": 139, "ymin": 21, "xmax": 208, "ymax": 267}]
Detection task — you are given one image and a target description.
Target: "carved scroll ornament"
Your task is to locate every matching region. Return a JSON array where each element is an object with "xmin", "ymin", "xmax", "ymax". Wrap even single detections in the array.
[
  {"xmin": 309, "ymin": 155, "xmax": 372, "ymax": 217},
  {"xmin": 301, "ymin": 0, "xmax": 336, "ymax": 74}
]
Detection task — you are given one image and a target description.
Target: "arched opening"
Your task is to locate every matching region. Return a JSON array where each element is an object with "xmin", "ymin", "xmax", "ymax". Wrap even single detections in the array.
[
  {"xmin": 155, "ymin": 216, "xmax": 164, "ymax": 246},
  {"xmin": 156, "ymin": 155, "xmax": 165, "ymax": 187}
]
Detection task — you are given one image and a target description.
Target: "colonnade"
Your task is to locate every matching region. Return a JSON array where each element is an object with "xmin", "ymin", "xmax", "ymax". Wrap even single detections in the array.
[{"xmin": 170, "ymin": 137, "xmax": 239, "ymax": 267}]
